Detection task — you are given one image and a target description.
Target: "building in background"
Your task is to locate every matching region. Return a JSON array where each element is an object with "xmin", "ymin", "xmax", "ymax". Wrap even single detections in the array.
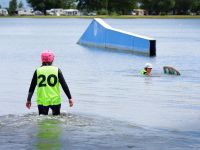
[
  {"xmin": 132, "ymin": 9, "xmax": 148, "ymax": 16},
  {"xmin": 63, "ymin": 9, "xmax": 80, "ymax": 16},
  {"xmin": 46, "ymin": 9, "xmax": 80, "ymax": 16},
  {"xmin": 16, "ymin": 8, "xmax": 34, "ymax": 16},
  {"xmin": 0, "ymin": 9, "xmax": 8, "ymax": 16}
]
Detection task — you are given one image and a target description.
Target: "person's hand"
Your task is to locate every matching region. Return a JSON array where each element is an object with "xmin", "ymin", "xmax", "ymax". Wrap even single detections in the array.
[
  {"xmin": 69, "ymin": 99, "xmax": 74, "ymax": 107},
  {"xmin": 26, "ymin": 101, "xmax": 31, "ymax": 109}
]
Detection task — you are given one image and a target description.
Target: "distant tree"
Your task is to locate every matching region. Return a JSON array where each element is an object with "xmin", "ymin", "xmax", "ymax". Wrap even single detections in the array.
[
  {"xmin": 0, "ymin": 4, "xmax": 1, "ymax": 9},
  {"xmin": 174, "ymin": 0, "xmax": 193, "ymax": 14},
  {"xmin": 108, "ymin": 0, "xmax": 136, "ymax": 15},
  {"xmin": 157, "ymin": 0, "xmax": 175, "ymax": 15},
  {"xmin": 77, "ymin": 0, "xmax": 136, "ymax": 15},
  {"xmin": 64, "ymin": 0, "xmax": 77, "ymax": 9},
  {"xmin": 18, "ymin": 1, "xmax": 24, "ymax": 9},
  {"xmin": 139, "ymin": 0, "xmax": 157, "ymax": 14},
  {"xmin": 191, "ymin": 0, "xmax": 200, "ymax": 13},
  {"xmin": 140, "ymin": 0, "xmax": 175, "ymax": 15},
  {"xmin": 76, "ymin": 0, "xmax": 87, "ymax": 11},
  {"xmin": 8, "ymin": 0, "xmax": 17, "ymax": 15},
  {"xmin": 97, "ymin": 8, "xmax": 108, "ymax": 15},
  {"xmin": 77, "ymin": 0, "xmax": 102, "ymax": 12},
  {"xmin": 27, "ymin": 0, "xmax": 76, "ymax": 14},
  {"xmin": 27, "ymin": 0, "xmax": 61, "ymax": 14}
]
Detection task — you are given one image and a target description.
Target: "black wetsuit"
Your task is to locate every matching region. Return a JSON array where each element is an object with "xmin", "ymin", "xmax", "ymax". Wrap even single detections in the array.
[{"xmin": 27, "ymin": 66, "xmax": 72, "ymax": 115}]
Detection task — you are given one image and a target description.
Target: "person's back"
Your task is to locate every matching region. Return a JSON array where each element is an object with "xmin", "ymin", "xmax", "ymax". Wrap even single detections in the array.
[
  {"xmin": 37, "ymin": 65, "xmax": 61, "ymax": 106},
  {"xmin": 26, "ymin": 51, "xmax": 74, "ymax": 115}
]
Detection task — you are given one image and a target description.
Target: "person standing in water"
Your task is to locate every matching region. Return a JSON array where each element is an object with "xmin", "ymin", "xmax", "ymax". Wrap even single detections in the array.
[
  {"xmin": 26, "ymin": 51, "xmax": 74, "ymax": 115},
  {"xmin": 140, "ymin": 63, "xmax": 153, "ymax": 76}
]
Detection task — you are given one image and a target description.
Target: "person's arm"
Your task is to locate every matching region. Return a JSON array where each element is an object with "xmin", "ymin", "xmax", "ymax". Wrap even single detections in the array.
[
  {"xmin": 26, "ymin": 70, "xmax": 37, "ymax": 109},
  {"xmin": 58, "ymin": 69, "xmax": 74, "ymax": 107}
]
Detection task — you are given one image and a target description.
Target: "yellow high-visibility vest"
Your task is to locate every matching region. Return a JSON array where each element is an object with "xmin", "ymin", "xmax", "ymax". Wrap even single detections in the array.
[{"xmin": 36, "ymin": 66, "xmax": 61, "ymax": 106}]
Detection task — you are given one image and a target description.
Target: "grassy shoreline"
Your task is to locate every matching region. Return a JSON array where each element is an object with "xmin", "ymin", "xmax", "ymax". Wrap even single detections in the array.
[{"xmin": 0, "ymin": 15, "xmax": 200, "ymax": 19}]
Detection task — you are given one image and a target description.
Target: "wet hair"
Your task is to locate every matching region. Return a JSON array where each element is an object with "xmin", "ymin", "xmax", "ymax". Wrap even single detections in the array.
[{"xmin": 41, "ymin": 62, "xmax": 52, "ymax": 66}]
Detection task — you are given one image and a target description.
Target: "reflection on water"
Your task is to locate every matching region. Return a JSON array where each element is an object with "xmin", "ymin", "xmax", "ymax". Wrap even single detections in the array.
[
  {"xmin": 143, "ymin": 76, "xmax": 153, "ymax": 85},
  {"xmin": 0, "ymin": 113, "xmax": 200, "ymax": 150},
  {"xmin": 36, "ymin": 118, "xmax": 63, "ymax": 150}
]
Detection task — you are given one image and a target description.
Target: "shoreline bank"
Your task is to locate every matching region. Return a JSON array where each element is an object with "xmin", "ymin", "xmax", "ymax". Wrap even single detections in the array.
[{"xmin": 0, "ymin": 15, "xmax": 200, "ymax": 19}]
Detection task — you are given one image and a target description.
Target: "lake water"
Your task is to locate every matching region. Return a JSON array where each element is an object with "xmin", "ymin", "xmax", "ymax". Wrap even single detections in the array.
[{"xmin": 0, "ymin": 18, "xmax": 200, "ymax": 150}]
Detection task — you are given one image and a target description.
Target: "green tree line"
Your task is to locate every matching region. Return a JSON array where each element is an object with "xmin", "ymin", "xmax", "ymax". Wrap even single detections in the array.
[
  {"xmin": 7, "ymin": 0, "xmax": 200, "ymax": 15},
  {"xmin": 76, "ymin": 0, "xmax": 200, "ymax": 15},
  {"xmin": 8, "ymin": 0, "xmax": 24, "ymax": 15},
  {"xmin": 26, "ymin": 0, "xmax": 77, "ymax": 14},
  {"xmin": 139, "ymin": 0, "xmax": 200, "ymax": 15}
]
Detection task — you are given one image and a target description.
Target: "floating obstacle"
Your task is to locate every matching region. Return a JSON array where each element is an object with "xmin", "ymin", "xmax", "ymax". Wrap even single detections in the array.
[
  {"xmin": 163, "ymin": 66, "xmax": 181, "ymax": 75},
  {"xmin": 77, "ymin": 18, "xmax": 156, "ymax": 56}
]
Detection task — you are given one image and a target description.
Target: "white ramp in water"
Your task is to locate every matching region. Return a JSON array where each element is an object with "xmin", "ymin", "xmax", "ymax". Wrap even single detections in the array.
[{"xmin": 77, "ymin": 18, "xmax": 156, "ymax": 56}]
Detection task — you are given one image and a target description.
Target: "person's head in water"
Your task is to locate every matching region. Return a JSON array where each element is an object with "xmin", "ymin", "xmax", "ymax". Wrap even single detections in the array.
[
  {"xmin": 41, "ymin": 51, "xmax": 54, "ymax": 66},
  {"xmin": 144, "ymin": 63, "xmax": 152, "ymax": 75}
]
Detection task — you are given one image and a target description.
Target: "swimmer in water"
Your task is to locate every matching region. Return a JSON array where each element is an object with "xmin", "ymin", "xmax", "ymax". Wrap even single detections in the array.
[{"xmin": 140, "ymin": 63, "xmax": 153, "ymax": 76}]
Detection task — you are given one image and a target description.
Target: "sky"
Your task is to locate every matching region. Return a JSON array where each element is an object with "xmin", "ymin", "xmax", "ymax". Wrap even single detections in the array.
[{"xmin": 0, "ymin": 0, "xmax": 28, "ymax": 8}]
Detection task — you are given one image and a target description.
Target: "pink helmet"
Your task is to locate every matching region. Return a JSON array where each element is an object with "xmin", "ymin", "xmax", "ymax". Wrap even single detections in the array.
[{"xmin": 41, "ymin": 51, "xmax": 54, "ymax": 63}]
